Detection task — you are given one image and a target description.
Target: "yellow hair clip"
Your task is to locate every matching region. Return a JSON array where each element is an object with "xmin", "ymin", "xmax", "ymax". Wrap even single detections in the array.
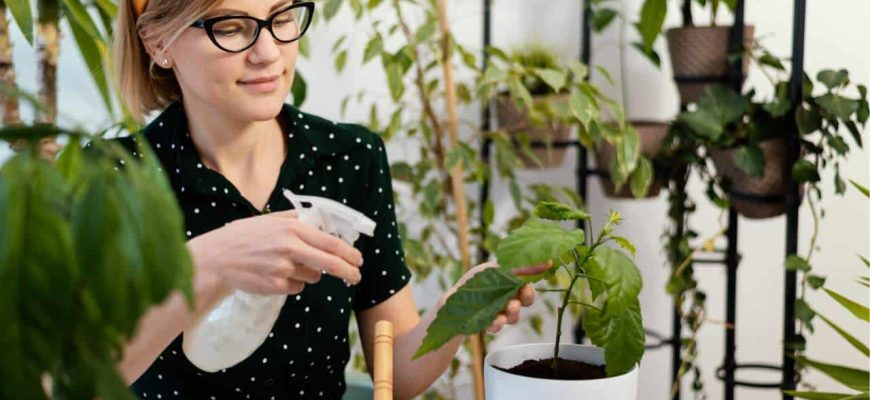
[{"xmin": 132, "ymin": 0, "xmax": 147, "ymax": 17}]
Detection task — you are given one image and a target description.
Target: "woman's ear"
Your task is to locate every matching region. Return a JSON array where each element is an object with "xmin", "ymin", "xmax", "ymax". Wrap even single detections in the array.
[{"xmin": 139, "ymin": 25, "xmax": 173, "ymax": 69}]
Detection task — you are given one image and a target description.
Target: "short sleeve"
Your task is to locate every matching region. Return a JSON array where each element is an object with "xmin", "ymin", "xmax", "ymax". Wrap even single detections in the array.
[{"xmin": 352, "ymin": 134, "xmax": 412, "ymax": 311}]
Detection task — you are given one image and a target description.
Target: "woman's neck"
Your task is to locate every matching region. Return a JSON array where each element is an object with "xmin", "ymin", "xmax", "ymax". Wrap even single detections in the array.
[{"xmin": 181, "ymin": 97, "xmax": 286, "ymax": 177}]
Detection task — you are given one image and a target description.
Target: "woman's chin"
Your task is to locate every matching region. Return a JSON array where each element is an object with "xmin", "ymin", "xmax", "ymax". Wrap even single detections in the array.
[{"xmin": 233, "ymin": 94, "xmax": 288, "ymax": 122}]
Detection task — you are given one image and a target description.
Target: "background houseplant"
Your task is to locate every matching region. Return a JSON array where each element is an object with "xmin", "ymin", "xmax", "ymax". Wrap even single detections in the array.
[
  {"xmin": 414, "ymin": 201, "xmax": 644, "ymax": 396},
  {"xmin": 785, "ymin": 180, "xmax": 868, "ymax": 400},
  {"xmin": 0, "ymin": 97, "xmax": 194, "ymax": 400}
]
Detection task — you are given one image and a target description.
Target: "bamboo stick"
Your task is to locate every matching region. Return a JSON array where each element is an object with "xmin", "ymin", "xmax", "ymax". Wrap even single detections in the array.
[
  {"xmin": 0, "ymin": 1, "xmax": 21, "ymax": 126},
  {"xmin": 36, "ymin": 0, "xmax": 61, "ymax": 159},
  {"xmin": 433, "ymin": 1, "xmax": 486, "ymax": 399},
  {"xmin": 373, "ymin": 320, "xmax": 394, "ymax": 400}
]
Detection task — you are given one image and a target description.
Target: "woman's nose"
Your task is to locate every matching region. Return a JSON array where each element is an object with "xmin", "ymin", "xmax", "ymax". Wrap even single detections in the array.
[{"xmin": 247, "ymin": 27, "xmax": 283, "ymax": 65}]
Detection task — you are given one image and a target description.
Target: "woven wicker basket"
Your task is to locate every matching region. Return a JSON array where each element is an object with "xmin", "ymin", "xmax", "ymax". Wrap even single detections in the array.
[
  {"xmin": 495, "ymin": 94, "xmax": 573, "ymax": 169},
  {"xmin": 710, "ymin": 136, "xmax": 796, "ymax": 219},
  {"xmin": 666, "ymin": 25, "xmax": 754, "ymax": 104},
  {"xmin": 594, "ymin": 121, "xmax": 669, "ymax": 198}
]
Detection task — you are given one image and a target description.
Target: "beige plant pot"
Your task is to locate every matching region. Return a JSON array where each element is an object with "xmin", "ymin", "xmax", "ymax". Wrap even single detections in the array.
[
  {"xmin": 666, "ymin": 25, "xmax": 754, "ymax": 104},
  {"xmin": 710, "ymin": 136, "xmax": 800, "ymax": 219},
  {"xmin": 594, "ymin": 121, "xmax": 669, "ymax": 199},
  {"xmin": 495, "ymin": 94, "xmax": 573, "ymax": 169}
]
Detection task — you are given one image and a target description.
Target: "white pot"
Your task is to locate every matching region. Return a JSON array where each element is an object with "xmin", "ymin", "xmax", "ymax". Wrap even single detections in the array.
[{"xmin": 484, "ymin": 343, "xmax": 638, "ymax": 400}]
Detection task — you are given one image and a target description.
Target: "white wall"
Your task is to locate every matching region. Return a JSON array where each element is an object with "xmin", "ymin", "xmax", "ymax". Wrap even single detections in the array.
[{"xmin": 2, "ymin": 1, "xmax": 867, "ymax": 399}]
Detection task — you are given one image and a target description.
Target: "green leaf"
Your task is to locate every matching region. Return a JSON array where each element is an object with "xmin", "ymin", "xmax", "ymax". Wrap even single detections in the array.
[
  {"xmin": 62, "ymin": 0, "xmax": 103, "ymax": 41},
  {"xmin": 363, "ymin": 35, "xmax": 383, "ymax": 64},
  {"xmin": 6, "ymin": 0, "xmax": 34, "ymax": 44},
  {"xmin": 616, "ymin": 125, "xmax": 640, "ymax": 175},
  {"xmin": 495, "ymin": 218, "xmax": 585, "ymax": 272},
  {"xmin": 323, "ymin": 0, "xmax": 344, "ymax": 20},
  {"xmin": 385, "ymin": 61, "xmax": 404, "ymax": 101},
  {"xmin": 807, "ymin": 274, "xmax": 826, "ymax": 289},
  {"xmin": 758, "ymin": 53, "xmax": 786, "ymax": 71},
  {"xmin": 634, "ymin": 0, "xmax": 667, "ymax": 53},
  {"xmin": 334, "ymin": 50, "xmax": 348, "ymax": 73},
  {"xmin": 291, "ymin": 70, "xmax": 307, "ymax": 106},
  {"xmin": 612, "ymin": 236, "xmax": 636, "ymax": 258},
  {"xmin": 795, "ymin": 298, "xmax": 816, "ymax": 332},
  {"xmin": 414, "ymin": 268, "xmax": 523, "ymax": 359},
  {"xmin": 584, "ymin": 247, "xmax": 645, "ymax": 376},
  {"xmin": 817, "ymin": 93, "xmax": 860, "ymax": 121},
  {"xmin": 569, "ymin": 91, "xmax": 596, "ymax": 128},
  {"xmin": 817, "ymin": 69, "xmax": 849, "ymax": 89},
  {"xmin": 785, "ymin": 255, "xmax": 812, "ymax": 272},
  {"xmin": 592, "ymin": 8, "xmax": 618, "ymax": 32},
  {"xmin": 824, "ymin": 289, "xmax": 869, "ymax": 322},
  {"xmin": 796, "ymin": 106, "xmax": 823, "ymax": 134},
  {"xmin": 793, "ymin": 159, "xmax": 821, "ymax": 183},
  {"xmin": 533, "ymin": 201, "xmax": 591, "ymax": 221},
  {"xmin": 533, "ymin": 68, "xmax": 566, "ymax": 93},
  {"xmin": 817, "ymin": 314, "xmax": 869, "ymax": 357},
  {"xmin": 849, "ymin": 180, "xmax": 870, "ymax": 198},
  {"xmin": 795, "ymin": 356, "xmax": 869, "ymax": 391},
  {"xmin": 629, "ymin": 157, "xmax": 653, "ymax": 198},
  {"xmin": 68, "ymin": 10, "xmax": 113, "ymax": 117},
  {"xmin": 413, "ymin": 19, "xmax": 437, "ymax": 45},
  {"xmin": 784, "ymin": 391, "xmax": 864, "ymax": 400},
  {"xmin": 733, "ymin": 145, "xmax": 765, "ymax": 177}
]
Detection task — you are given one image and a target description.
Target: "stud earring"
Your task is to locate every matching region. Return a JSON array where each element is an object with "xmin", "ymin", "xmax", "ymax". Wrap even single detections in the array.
[{"xmin": 162, "ymin": 59, "xmax": 169, "ymax": 66}]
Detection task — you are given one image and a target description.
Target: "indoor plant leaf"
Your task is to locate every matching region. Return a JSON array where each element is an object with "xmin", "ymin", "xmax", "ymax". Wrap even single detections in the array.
[
  {"xmin": 824, "ymin": 289, "xmax": 869, "ymax": 322},
  {"xmin": 795, "ymin": 356, "xmax": 869, "ymax": 391},
  {"xmin": 533, "ymin": 201, "xmax": 591, "ymax": 222},
  {"xmin": 413, "ymin": 268, "xmax": 523, "ymax": 359},
  {"xmin": 495, "ymin": 218, "xmax": 585, "ymax": 271}
]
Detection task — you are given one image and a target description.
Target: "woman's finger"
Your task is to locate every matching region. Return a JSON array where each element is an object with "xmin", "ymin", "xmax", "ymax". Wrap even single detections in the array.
[
  {"xmin": 286, "ymin": 236, "xmax": 362, "ymax": 284},
  {"xmin": 505, "ymin": 299, "xmax": 521, "ymax": 324},
  {"xmin": 512, "ymin": 261, "xmax": 553, "ymax": 276},
  {"xmin": 517, "ymin": 284, "xmax": 536, "ymax": 307},
  {"xmin": 291, "ymin": 262, "xmax": 323, "ymax": 284},
  {"xmin": 285, "ymin": 219, "xmax": 363, "ymax": 267},
  {"xmin": 487, "ymin": 314, "xmax": 507, "ymax": 334}
]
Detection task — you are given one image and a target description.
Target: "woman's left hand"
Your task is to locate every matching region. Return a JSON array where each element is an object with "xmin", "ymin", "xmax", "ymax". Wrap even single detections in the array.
[{"xmin": 444, "ymin": 261, "xmax": 552, "ymax": 334}]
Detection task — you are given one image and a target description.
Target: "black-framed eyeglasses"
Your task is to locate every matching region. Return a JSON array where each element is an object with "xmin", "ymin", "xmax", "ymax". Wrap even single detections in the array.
[{"xmin": 190, "ymin": 1, "xmax": 315, "ymax": 53}]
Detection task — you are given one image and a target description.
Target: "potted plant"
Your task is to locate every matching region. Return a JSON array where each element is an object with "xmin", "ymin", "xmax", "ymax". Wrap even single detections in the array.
[
  {"xmin": 483, "ymin": 45, "xmax": 580, "ymax": 169},
  {"xmin": 414, "ymin": 201, "xmax": 645, "ymax": 399},
  {"xmin": 676, "ymin": 64, "xmax": 867, "ymax": 218},
  {"xmin": 0, "ymin": 115, "xmax": 194, "ymax": 399},
  {"xmin": 589, "ymin": 0, "xmax": 671, "ymax": 198},
  {"xmin": 634, "ymin": 0, "xmax": 752, "ymax": 104}
]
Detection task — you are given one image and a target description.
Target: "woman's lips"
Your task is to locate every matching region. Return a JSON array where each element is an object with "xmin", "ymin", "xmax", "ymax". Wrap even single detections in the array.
[{"xmin": 238, "ymin": 74, "xmax": 281, "ymax": 93}]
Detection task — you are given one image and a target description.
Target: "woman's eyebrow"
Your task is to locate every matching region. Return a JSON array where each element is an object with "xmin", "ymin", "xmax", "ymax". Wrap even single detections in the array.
[{"xmin": 203, "ymin": 0, "xmax": 294, "ymax": 18}]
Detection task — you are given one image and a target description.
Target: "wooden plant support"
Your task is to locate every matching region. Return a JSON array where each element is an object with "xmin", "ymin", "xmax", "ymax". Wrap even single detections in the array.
[
  {"xmin": 373, "ymin": 320, "xmax": 394, "ymax": 400},
  {"xmin": 434, "ymin": 1, "xmax": 486, "ymax": 399}
]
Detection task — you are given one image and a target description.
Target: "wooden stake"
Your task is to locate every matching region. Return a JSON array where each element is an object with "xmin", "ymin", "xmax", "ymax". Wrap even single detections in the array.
[
  {"xmin": 373, "ymin": 320, "xmax": 394, "ymax": 400},
  {"xmin": 434, "ymin": 1, "xmax": 486, "ymax": 399}
]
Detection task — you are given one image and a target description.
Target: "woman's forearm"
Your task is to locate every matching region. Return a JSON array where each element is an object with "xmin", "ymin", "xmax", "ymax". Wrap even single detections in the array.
[
  {"xmin": 391, "ymin": 294, "xmax": 468, "ymax": 400},
  {"xmin": 117, "ymin": 238, "xmax": 230, "ymax": 384}
]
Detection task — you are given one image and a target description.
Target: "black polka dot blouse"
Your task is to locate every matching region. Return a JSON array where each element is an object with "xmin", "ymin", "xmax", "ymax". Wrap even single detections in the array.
[{"xmin": 107, "ymin": 102, "xmax": 412, "ymax": 399}]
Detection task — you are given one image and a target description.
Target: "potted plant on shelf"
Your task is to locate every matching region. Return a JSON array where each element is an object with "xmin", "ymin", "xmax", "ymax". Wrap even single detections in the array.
[
  {"xmin": 414, "ymin": 201, "xmax": 645, "ymax": 399},
  {"xmin": 634, "ymin": 0, "xmax": 752, "ymax": 104},
  {"xmin": 484, "ymin": 45, "xmax": 581, "ymax": 169},
  {"xmin": 676, "ymin": 63, "xmax": 867, "ymax": 218},
  {"xmin": 589, "ymin": 0, "xmax": 671, "ymax": 199}
]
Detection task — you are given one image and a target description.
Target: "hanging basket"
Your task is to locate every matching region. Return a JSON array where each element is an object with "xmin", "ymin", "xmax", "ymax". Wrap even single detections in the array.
[
  {"xmin": 495, "ymin": 94, "xmax": 573, "ymax": 169},
  {"xmin": 594, "ymin": 121, "xmax": 669, "ymax": 199},
  {"xmin": 710, "ymin": 136, "xmax": 802, "ymax": 219},
  {"xmin": 666, "ymin": 25, "xmax": 754, "ymax": 104}
]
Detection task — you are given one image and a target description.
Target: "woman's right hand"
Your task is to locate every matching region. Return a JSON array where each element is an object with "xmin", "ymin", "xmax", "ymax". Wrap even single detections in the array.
[{"xmin": 187, "ymin": 210, "xmax": 364, "ymax": 296}]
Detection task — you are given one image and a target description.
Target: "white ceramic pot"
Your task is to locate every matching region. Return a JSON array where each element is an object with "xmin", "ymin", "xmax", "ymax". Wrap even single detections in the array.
[{"xmin": 484, "ymin": 343, "xmax": 638, "ymax": 400}]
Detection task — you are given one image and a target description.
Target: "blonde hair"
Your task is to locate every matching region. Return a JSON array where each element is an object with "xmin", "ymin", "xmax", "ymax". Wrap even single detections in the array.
[{"xmin": 112, "ymin": 0, "xmax": 214, "ymax": 122}]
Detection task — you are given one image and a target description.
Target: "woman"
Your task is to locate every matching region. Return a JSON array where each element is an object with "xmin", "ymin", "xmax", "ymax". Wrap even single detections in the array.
[{"xmin": 112, "ymin": 0, "xmax": 549, "ymax": 399}]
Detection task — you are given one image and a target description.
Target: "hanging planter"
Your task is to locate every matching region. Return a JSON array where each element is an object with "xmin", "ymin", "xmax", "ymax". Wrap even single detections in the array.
[
  {"xmin": 594, "ymin": 121, "xmax": 669, "ymax": 198},
  {"xmin": 666, "ymin": 25, "xmax": 754, "ymax": 104},
  {"xmin": 710, "ymin": 136, "xmax": 798, "ymax": 219},
  {"xmin": 495, "ymin": 93, "xmax": 572, "ymax": 169},
  {"xmin": 484, "ymin": 344, "xmax": 638, "ymax": 400}
]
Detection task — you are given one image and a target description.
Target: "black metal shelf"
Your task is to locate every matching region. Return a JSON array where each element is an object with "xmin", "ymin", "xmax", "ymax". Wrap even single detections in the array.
[{"xmin": 477, "ymin": 1, "xmax": 805, "ymax": 399}]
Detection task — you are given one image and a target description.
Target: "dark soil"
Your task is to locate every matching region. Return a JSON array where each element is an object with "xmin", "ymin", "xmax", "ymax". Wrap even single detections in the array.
[{"xmin": 495, "ymin": 357, "xmax": 606, "ymax": 380}]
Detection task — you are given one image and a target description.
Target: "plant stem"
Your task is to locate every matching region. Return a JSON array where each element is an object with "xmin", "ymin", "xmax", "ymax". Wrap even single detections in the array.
[{"xmin": 552, "ymin": 240, "xmax": 602, "ymax": 375}]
